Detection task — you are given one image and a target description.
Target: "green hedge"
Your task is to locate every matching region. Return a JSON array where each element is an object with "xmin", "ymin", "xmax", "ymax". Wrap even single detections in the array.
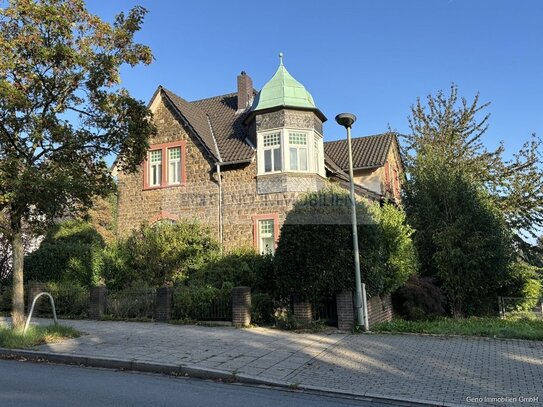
[
  {"xmin": 25, "ymin": 220, "xmax": 105, "ymax": 286},
  {"xmin": 274, "ymin": 188, "xmax": 418, "ymax": 303},
  {"xmin": 101, "ymin": 221, "xmax": 220, "ymax": 289}
]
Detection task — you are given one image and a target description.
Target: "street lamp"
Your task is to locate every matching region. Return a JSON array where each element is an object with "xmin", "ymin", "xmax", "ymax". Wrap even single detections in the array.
[{"xmin": 335, "ymin": 113, "xmax": 369, "ymax": 331}]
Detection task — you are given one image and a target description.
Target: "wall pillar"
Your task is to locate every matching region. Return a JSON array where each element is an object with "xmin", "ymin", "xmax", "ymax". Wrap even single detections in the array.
[
  {"xmin": 89, "ymin": 286, "xmax": 107, "ymax": 320},
  {"xmin": 293, "ymin": 302, "xmax": 312, "ymax": 327},
  {"xmin": 27, "ymin": 281, "xmax": 46, "ymax": 312},
  {"xmin": 155, "ymin": 287, "xmax": 173, "ymax": 322},
  {"xmin": 232, "ymin": 286, "xmax": 251, "ymax": 327},
  {"xmin": 336, "ymin": 290, "xmax": 354, "ymax": 331}
]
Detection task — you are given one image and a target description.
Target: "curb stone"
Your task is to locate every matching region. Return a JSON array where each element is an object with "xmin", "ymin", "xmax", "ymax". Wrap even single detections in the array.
[{"xmin": 0, "ymin": 348, "xmax": 463, "ymax": 407}]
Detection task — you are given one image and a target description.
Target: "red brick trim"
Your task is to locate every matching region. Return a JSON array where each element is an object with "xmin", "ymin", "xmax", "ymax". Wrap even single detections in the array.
[
  {"xmin": 143, "ymin": 140, "xmax": 187, "ymax": 190},
  {"xmin": 393, "ymin": 167, "xmax": 400, "ymax": 199},
  {"xmin": 252, "ymin": 213, "xmax": 280, "ymax": 253},
  {"xmin": 149, "ymin": 210, "xmax": 180, "ymax": 225}
]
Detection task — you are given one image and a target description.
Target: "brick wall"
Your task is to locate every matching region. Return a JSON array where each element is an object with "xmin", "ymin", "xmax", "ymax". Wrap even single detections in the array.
[{"xmin": 367, "ymin": 294, "xmax": 394, "ymax": 327}]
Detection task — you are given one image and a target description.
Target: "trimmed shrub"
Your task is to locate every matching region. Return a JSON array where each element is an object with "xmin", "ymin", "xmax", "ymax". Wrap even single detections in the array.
[
  {"xmin": 274, "ymin": 187, "xmax": 418, "ymax": 304},
  {"xmin": 392, "ymin": 275, "xmax": 446, "ymax": 320},
  {"xmin": 191, "ymin": 248, "xmax": 275, "ymax": 294},
  {"xmin": 101, "ymin": 221, "xmax": 220, "ymax": 289},
  {"xmin": 25, "ymin": 220, "xmax": 105, "ymax": 286}
]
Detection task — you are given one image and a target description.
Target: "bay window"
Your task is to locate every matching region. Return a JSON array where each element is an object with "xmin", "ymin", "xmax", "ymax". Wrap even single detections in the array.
[
  {"xmin": 288, "ymin": 132, "xmax": 308, "ymax": 171},
  {"xmin": 263, "ymin": 132, "xmax": 282, "ymax": 173}
]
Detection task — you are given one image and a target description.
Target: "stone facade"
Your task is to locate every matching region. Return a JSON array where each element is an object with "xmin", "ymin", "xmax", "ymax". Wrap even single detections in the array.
[
  {"xmin": 117, "ymin": 97, "xmax": 335, "ymax": 252},
  {"xmin": 117, "ymin": 98, "xmax": 220, "ymax": 239},
  {"xmin": 256, "ymin": 172, "xmax": 326, "ymax": 194},
  {"xmin": 254, "ymin": 109, "xmax": 322, "ymax": 134}
]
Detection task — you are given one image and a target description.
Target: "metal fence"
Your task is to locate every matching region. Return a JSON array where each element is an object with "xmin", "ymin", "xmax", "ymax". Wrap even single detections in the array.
[
  {"xmin": 105, "ymin": 287, "xmax": 156, "ymax": 319},
  {"xmin": 498, "ymin": 296, "xmax": 543, "ymax": 318},
  {"xmin": 45, "ymin": 285, "xmax": 89, "ymax": 317},
  {"xmin": 172, "ymin": 287, "xmax": 232, "ymax": 321},
  {"xmin": 195, "ymin": 296, "xmax": 232, "ymax": 321}
]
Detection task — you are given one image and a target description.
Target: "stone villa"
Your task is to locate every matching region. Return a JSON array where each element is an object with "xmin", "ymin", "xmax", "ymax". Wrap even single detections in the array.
[{"xmin": 116, "ymin": 57, "xmax": 403, "ymax": 253}]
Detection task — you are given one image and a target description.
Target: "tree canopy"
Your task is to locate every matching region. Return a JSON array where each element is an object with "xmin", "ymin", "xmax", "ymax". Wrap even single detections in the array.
[
  {"xmin": 403, "ymin": 85, "xmax": 543, "ymax": 258},
  {"xmin": 403, "ymin": 85, "xmax": 542, "ymax": 316},
  {"xmin": 0, "ymin": 0, "xmax": 156, "ymax": 328}
]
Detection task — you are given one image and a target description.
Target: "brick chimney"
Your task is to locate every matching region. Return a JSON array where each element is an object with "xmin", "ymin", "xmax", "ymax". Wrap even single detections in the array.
[{"xmin": 237, "ymin": 71, "xmax": 253, "ymax": 111}]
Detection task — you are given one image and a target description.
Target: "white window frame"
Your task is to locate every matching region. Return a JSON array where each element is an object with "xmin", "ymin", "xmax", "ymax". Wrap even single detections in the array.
[
  {"xmin": 313, "ymin": 133, "xmax": 324, "ymax": 176},
  {"xmin": 258, "ymin": 219, "xmax": 276, "ymax": 255},
  {"xmin": 288, "ymin": 132, "xmax": 309, "ymax": 172},
  {"xmin": 257, "ymin": 128, "xmax": 325, "ymax": 176},
  {"xmin": 149, "ymin": 149, "xmax": 162, "ymax": 187},
  {"xmin": 258, "ymin": 130, "xmax": 283, "ymax": 174},
  {"xmin": 168, "ymin": 147, "xmax": 181, "ymax": 185}
]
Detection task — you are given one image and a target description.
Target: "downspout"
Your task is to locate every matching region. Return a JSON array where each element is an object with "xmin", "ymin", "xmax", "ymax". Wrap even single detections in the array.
[
  {"xmin": 216, "ymin": 162, "xmax": 224, "ymax": 251},
  {"xmin": 205, "ymin": 113, "xmax": 223, "ymax": 251}
]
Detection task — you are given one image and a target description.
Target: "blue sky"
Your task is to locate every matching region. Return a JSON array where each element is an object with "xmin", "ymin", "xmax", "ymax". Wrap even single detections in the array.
[{"xmin": 89, "ymin": 0, "xmax": 542, "ymax": 157}]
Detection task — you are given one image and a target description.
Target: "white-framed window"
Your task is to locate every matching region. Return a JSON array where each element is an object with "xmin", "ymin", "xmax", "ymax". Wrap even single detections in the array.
[
  {"xmin": 263, "ymin": 132, "xmax": 282, "ymax": 173},
  {"xmin": 144, "ymin": 141, "xmax": 185, "ymax": 190},
  {"xmin": 288, "ymin": 132, "xmax": 308, "ymax": 171},
  {"xmin": 149, "ymin": 150, "xmax": 162, "ymax": 187},
  {"xmin": 258, "ymin": 219, "xmax": 276, "ymax": 255},
  {"xmin": 257, "ymin": 129, "xmax": 324, "ymax": 176},
  {"xmin": 168, "ymin": 147, "xmax": 181, "ymax": 184},
  {"xmin": 313, "ymin": 136, "xmax": 321, "ymax": 173}
]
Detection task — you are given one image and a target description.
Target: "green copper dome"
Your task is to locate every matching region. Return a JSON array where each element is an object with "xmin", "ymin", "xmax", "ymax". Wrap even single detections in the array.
[{"xmin": 252, "ymin": 58, "xmax": 317, "ymax": 111}]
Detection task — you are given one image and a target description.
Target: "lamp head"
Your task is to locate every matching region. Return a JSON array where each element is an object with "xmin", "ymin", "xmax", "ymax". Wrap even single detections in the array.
[{"xmin": 335, "ymin": 113, "xmax": 357, "ymax": 128}]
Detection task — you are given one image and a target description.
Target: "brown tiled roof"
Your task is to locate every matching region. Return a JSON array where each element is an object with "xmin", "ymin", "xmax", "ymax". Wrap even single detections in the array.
[
  {"xmin": 324, "ymin": 133, "xmax": 394, "ymax": 170},
  {"xmin": 192, "ymin": 93, "xmax": 254, "ymax": 163},
  {"xmin": 159, "ymin": 87, "xmax": 393, "ymax": 172},
  {"xmin": 161, "ymin": 87, "xmax": 220, "ymax": 160},
  {"xmin": 160, "ymin": 87, "xmax": 254, "ymax": 164},
  {"xmin": 323, "ymin": 152, "xmax": 382, "ymax": 200}
]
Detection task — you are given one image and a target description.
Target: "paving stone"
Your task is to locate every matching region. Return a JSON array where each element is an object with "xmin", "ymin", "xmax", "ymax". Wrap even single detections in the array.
[{"xmin": 4, "ymin": 317, "xmax": 541, "ymax": 407}]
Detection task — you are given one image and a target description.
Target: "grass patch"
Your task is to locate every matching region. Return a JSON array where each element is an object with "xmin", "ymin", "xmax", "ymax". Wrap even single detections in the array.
[
  {"xmin": 372, "ymin": 316, "xmax": 543, "ymax": 341},
  {"xmin": 0, "ymin": 324, "xmax": 80, "ymax": 349}
]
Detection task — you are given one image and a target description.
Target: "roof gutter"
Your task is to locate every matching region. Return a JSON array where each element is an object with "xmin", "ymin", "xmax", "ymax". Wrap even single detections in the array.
[{"xmin": 214, "ymin": 157, "xmax": 254, "ymax": 167}]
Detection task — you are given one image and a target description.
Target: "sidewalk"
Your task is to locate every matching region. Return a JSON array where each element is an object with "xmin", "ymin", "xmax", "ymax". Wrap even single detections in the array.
[{"xmin": 1, "ymin": 318, "xmax": 542, "ymax": 406}]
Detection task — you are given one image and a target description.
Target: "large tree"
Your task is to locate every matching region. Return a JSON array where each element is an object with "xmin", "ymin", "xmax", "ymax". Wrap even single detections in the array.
[
  {"xmin": 403, "ymin": 85, "xmax": 543, "ymax": 259},
  {"xmin": 405, "ymin": 162, "xmax": 512, "ymax": 316},
  {"xmin": 0, "ymin": 0, "xmax": 156, "ymax": 329}
]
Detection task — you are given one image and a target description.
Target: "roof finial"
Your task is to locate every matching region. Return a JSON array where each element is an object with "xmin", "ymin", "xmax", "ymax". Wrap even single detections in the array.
[{"xmin": 279, "ymin": 52, "xmax": 284, "ymax": 66}]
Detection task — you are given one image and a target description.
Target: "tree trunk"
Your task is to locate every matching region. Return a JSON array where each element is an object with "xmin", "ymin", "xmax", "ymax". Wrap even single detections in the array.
[{"xmin": 11, "ymin": 225, "xmax": 25, "ymax": 330}]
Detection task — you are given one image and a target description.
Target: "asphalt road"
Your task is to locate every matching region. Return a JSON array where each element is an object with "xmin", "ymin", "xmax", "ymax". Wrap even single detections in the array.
[{"xmin": 0, "ymin": 360, "xmax": 394, "ymax": 407}]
